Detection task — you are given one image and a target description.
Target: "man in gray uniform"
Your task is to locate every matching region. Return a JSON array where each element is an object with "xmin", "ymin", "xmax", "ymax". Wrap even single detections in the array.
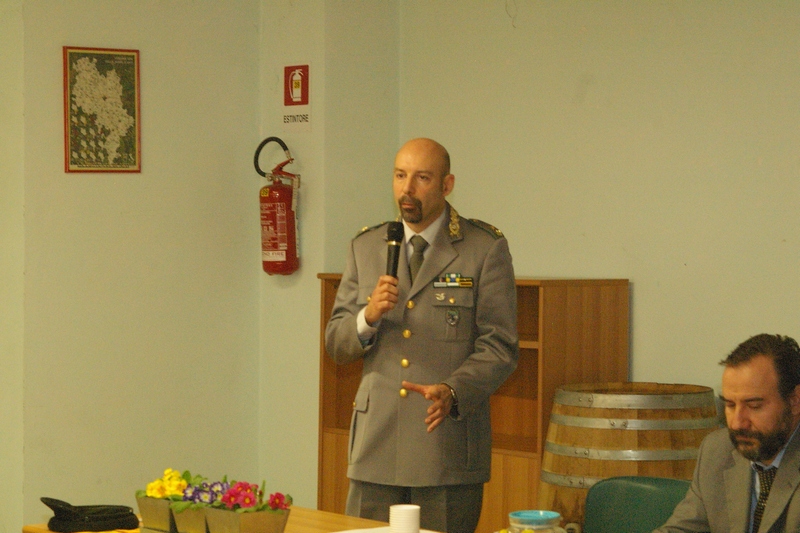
[{"xmin": 325, "ymin": 138, "xmax": 519, "ymax": 533}]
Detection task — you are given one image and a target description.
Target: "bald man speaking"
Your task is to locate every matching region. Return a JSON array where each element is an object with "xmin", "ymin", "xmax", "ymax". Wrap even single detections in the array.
[{"xmin": 325, "ymin": 138, "xmax": 519, "ymax": 533}]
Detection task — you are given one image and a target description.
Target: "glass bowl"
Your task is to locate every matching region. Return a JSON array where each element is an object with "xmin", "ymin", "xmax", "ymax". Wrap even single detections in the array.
[{"xmin": 508, "ymin": 510, "xmax": 562, "ymax": 531}]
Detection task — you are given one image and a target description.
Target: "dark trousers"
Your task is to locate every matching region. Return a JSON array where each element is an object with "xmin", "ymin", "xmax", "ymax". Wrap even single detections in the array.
[{"xmin": 345, "ymin": 479, "xmax": 484, "ymax": 533}]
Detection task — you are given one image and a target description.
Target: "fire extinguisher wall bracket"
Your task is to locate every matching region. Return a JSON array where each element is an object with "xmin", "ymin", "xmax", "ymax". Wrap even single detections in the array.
[{"xmin": 256, "ymin": 136, "xmax": 300, "ymax": 276}]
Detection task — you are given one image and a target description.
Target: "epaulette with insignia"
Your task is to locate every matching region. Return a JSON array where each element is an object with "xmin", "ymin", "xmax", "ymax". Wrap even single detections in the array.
[
  {"xmin": 467, "ymin": 218, "xmax": 504, "ymax": 239},
  {"xmin": 356, "ymin": 221, "xmax": 390, "ymax": 237}
]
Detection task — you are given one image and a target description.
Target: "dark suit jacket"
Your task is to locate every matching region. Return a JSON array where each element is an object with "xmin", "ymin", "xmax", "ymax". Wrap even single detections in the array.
[
  {"xmin": 654, "ymin": 427, "xmax": 800, "ymax": 533},
  {"xmin": 325, "ymin": 204, "xmax": 519, "ymax": 487}
]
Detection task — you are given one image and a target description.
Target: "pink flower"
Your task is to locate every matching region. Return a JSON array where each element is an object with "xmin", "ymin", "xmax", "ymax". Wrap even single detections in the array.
[
  {"xmin": 237, "ymin": 490, "xmax": 256, "ymax": 508},
  {"xmin": 231, "ymin": 481, "xmax": 258, "ymax": 495},
  {"xmin": 216, "ymin": 480, "xmax": 290, "ymax": 511},
  {"xmin": 220, "ymin": 491, "xmax": 238, "ymax": 509},
  {"xmin": 268, "ymin": 493, "xmax": 289, "ymax": 511}
]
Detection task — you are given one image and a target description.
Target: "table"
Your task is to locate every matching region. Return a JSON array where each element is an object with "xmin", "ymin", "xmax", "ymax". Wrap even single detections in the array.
[
  {"xmin": 284, "ymin": 506, "xmax": 387, "ymax": 533},
  {"xmin": 24, "ymin": 506, "xmax": 388, "ymax": 533}
]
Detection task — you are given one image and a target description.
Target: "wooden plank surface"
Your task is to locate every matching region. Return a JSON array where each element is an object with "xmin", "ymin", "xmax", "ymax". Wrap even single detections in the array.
[{"xmin": 24, "ymin": 506, "xmax": 387, "ymax": 533}]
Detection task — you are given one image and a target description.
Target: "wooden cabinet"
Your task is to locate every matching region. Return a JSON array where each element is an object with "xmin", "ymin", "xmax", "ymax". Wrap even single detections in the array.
[{"xmin": 317, "ymin": 275, "xmax": 629, "ymax": 533}]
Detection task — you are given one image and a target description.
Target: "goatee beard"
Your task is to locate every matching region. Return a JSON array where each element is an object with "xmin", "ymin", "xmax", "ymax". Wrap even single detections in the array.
[{"xmin": 399, "ymin": 195, "xmax": 422, "ymax": 223}]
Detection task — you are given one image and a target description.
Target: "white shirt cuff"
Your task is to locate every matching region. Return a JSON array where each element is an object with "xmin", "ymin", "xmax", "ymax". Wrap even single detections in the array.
[{"xmin": 357, "ymin": 307, "xmax": 379, "ymax": 345}]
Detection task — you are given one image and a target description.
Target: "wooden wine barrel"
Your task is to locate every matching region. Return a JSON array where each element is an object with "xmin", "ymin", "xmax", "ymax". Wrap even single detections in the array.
[{"xmin": 537, "ymin": 382, "xmax": 721, "ymax": 526}]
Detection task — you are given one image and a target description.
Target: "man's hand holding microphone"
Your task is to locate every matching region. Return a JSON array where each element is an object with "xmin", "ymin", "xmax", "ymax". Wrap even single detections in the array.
[{"xmin": 364, "ymin": 222, "xmax": 404, "ymax": 326}]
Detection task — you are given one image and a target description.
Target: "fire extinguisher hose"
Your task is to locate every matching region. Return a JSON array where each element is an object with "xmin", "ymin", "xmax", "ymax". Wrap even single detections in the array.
[{"xmin": 254, "ymin": 136, "xmax": 291, "ymax": 177}]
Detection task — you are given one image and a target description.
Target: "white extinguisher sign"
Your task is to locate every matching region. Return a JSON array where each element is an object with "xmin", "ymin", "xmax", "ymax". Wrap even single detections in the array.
[{"xmin": 290, "ymin": 69, "xmax": 303, "ymax": 102}]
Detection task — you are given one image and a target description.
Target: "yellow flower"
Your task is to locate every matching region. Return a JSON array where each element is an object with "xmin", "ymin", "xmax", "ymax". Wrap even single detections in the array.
[
  {"xmin": 146, "ymin": 480, "xmax": 166, "ymax": 498},
  {"xmin": 162, "ymin": 469, "xmax": 181, "ymax": 483},
  {"xmin": 164, "ymin": 478, "xmax": 187, "ymax": 496},
  {"xmin": 146, "ymin": 468, "xmax": 187, "ymax": 498}
]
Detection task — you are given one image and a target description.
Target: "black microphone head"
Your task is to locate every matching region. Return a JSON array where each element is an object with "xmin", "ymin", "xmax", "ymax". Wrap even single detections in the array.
[
  {"xmin": 387, "ymin": 221, "xmax": 404, "ymax": 243},
  {"xmin": 386, "ymin": 221, "xmax": 404, "ymax": 277}
]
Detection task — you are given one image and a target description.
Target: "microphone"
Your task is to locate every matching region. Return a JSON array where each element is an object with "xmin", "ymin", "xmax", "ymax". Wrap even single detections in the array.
[{"xmin": 386, "ymin": 222, "xmax": 404, "ymax": 278}]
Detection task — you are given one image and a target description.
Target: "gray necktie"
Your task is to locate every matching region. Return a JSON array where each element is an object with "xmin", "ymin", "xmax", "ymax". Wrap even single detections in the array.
[
  {"xmin": 753, "ymin": 464, "xmax": 777, "ymax": 533},
  {"xmin": 409, "ymin": 235, "xmax": 428, "ymax": 282}
]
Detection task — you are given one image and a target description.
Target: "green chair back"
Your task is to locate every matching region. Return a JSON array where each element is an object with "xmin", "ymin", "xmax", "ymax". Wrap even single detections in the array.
[{"xmin": 583, "ymin": 476, "xmax": 691, "ymax": 533}]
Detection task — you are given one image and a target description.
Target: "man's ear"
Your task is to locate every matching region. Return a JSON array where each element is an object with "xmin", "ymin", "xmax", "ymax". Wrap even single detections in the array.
[
  {"xmin": 442, "ymin": 174, "xmax": 455, "ymax": 197},
  {"xmin": 790, "ymin": 384, "xmax": 800, "ymax": 414}
]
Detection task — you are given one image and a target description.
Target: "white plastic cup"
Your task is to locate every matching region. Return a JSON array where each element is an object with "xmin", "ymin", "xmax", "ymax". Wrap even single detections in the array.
[{"xmin": 390, "ymin": 504, "xmax": 420, "ymax": 533}]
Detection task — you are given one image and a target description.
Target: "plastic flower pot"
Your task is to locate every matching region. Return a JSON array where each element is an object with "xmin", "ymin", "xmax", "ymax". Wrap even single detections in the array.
[
  {"xmin": 137, "ymin": 497, "xmax": 177, "ymax": 533},
  {"xmin": 173, "ymin": 507, "xmax": 208, "ymax": 533},
  {"xmin": 204, "ymin": 508, "xmax": 290, "ymax": 533}
]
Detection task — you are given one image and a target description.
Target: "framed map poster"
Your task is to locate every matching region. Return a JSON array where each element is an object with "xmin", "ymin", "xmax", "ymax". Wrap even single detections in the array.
[{"xmin": 63, "ymin": 46, "xmax": 140, "ymax": 172}]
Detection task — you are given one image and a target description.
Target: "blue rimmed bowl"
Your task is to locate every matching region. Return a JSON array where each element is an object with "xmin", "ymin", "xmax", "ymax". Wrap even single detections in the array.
[{"xmin": 508, "ymin": 510, "xmax": 562, "ymax": 531}]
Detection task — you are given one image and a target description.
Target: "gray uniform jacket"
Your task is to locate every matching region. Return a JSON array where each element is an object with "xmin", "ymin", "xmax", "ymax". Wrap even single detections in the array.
[
  {"xmin": 325, "ymin": 204, "xmax": 519, "ymax": 487},
  {"xmin": 654, "ymin": 427, "xmax": 800, "ymax": 533}
]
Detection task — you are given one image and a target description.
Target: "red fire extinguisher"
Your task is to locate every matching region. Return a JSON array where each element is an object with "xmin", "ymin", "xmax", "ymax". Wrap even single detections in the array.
[{"xmin": 254, "ymin": 137, "xmax": 300, "ymax": 275}]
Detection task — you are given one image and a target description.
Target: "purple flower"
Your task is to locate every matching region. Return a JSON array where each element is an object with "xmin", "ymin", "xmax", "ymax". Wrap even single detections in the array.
[
  {"xmin": 182, "ymin": 486, "xmax": 196, "ymax": 501},
  {"xmin": 209, "ymin": 481, "xmax": 229, "ymax": 496},
  {"xmin": 195, "ymin": 490, "xmax": 214, "ymax": 504}
]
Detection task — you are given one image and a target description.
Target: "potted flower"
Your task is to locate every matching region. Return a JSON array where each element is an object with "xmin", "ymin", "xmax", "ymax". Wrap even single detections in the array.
[
  {"xmin": 204, "ymin": 481, "xmax": 292, "ymax": 533},
  {"xmin": 136, "ymin": 469, "xmax": 191, "ymax": 533},
  {"xmin": 170, "ymin": 479, "xmax": 230, "ymax": 533}
]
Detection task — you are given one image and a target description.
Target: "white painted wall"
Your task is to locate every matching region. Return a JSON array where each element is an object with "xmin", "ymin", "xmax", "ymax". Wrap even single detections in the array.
[
  {"xmin": 3, "ymin": 1, "xmax": 800, "ymax": 530},
  {"xmin": 256, "ymin": 0, "xmax": 398, "ymax": 506},
  {"xmin": 396, "ymin": 1, "xmax": 800, "ymax": 389},
  {"xmin": 0, "ymin": 1, "xmax": 25, "ymax": 532},
  {"xmin": 18, "ymin": 0, "xmax": 261, "ymax": 525},
  {"xmin": 257, "ymin": 0, "xmax": 328, "ymax": 510}
]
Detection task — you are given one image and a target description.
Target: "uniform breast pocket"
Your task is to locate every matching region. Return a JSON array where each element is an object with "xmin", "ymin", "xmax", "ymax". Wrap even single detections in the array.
[{"xmin": 431, "ymin": 287, "xmax": 474, "ymax": 342}]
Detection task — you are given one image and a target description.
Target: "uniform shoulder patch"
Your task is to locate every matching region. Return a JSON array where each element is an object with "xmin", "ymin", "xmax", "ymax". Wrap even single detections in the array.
[
  {"xmin": 356, "ymin": 221, "xmax": 390, "ymax": 238},
  {"xmin": 467, "ymin": 218, "xmax": 504, "ymax": 239}
]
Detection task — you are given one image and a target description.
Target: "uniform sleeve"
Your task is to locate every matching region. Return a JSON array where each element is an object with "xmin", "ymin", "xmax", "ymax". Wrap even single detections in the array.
[
  {"xmin": 325, "ymin": 238, "xmax": 369, "ymax": 365},
  {"xmin": 444, "ymin": 236, "xmax": 519, "ymax": 418}
]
